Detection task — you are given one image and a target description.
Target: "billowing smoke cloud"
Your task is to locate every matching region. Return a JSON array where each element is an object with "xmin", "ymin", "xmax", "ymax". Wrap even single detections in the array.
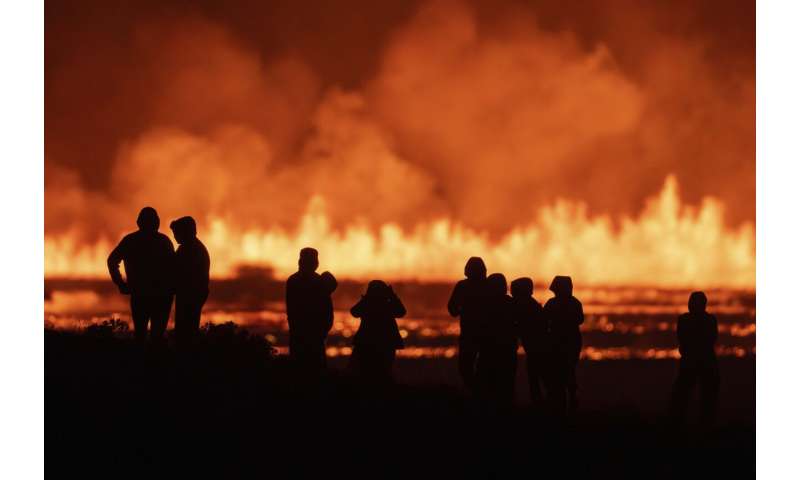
[
  {"xmin": 99, "ymin": 89, "xmax": 441, "ymax": 232},
  {"xmin": 368, "ymin": 0, "xmax": 644, "ymax": 231},
  {"xmin": 45, "ymin": 0, "xmax": 754, "ymax": 243}
]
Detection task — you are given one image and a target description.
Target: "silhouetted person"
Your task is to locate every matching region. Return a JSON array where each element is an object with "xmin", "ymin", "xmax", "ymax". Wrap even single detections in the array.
[
  {"xmin": 475, "ymin": 273, "xmax": 517, "ymax": 408},
  {"xmin": 670, "ymin": 291, "xmax": 720, "ymax": 426},
  {"xmin": 544, "ymin": 276, "xmax": 583, "ymax": 415},
  {"xmin": 349, "ymin": 280, "xmax": 406, "ymax": 384},
  {"xmin": 169, "ymin": 216, "xmax": 210, "ymax": 347},
  {"xmin": 107, "ymin": 207, "xmax": 175, "ymax": 345},
  {"xmin": 285, "ymin": 248, "xmax": 337, "ymax": 377},
  {"xmin": 448, "ymin": 257, "xmax": 488, "ymax": 392},
  {"xmin": 511, "ymin": 277, "xmax": 547, "ymax": 405}
]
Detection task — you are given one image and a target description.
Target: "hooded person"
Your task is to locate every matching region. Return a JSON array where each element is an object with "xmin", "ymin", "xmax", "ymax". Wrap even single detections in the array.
[
  {"xmin": 285, "ymin": 248, "xmax": 337, "ymax": 377},
  {"xmin": 510, "ymin": 277, "xmax": 547, "ymax": 404},
  {"xmin": 349, "ymin": 280, "xmax": 406, "ymax": 384},
  {"xmin": 447, "ymin": 257, "xmax": 489, "ymax": 392},
  {"xmin": 670, "ymin": 291, "xmax": 720, "ymax": 426},
  {"xmin": 543, "ymin": 275, "xmax": 584, "ymax": 415},
  {"xmin": 169, "ymin": 216, "xmax": 210, "ymax": 347},
  {"xmin": 107, "ymin": 207, "xmax": 175, "ymax": 344},
  {"xmin": 474, "ymin": 273, "xmax": 517, "ymax": 408}
]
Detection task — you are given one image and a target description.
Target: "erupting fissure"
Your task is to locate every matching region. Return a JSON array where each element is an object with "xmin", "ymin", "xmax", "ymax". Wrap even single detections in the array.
[{"xmin": 44, "ymin": 176, "xmax": 754, "ymax": 287}]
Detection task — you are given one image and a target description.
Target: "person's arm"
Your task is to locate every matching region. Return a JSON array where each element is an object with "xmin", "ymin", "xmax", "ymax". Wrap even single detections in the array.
[
  {"xmin": 575, "ymin": 299, "xmax": 584, "ymax": 326},
  {"xmin": 447, "ymin": 282, "xmax": 463, "ymax": 317},
  {"xmin": 107, "ymin": 239, "xmax": 129, "ymax": 294}
]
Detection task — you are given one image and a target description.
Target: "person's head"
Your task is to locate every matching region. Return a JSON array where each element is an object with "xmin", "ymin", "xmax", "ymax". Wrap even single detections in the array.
[
  {"xmin": 464, "ymin": 257, "xmax": 487, "ymax": 280},
  {"xmin": 298, "ymin": 247, "xmax": 319, "ymax": 273},
  {"xmin": 511, "ymin": 277, "xmax": 533, "ymax": 299},
  {"xmin": 136, "ymin": 207, "xmax": 160, "ymax": 232},
  {"xmin": 549, "ymin": 276, "xmax": 573, "ymax": 298},
  {"xmin": 365, "ymin": 280, "xmax": 390, "ymax": 299},
  {"xmin": 320, "ymin": 271, "xmax": 338, "ymax": 294},
  {"xmin": 688, "ymin": 291, "xmax": 708, "ymax": 314},
  {"xmin": 169, "ymin": 216, "xmax": 197, "ymax": 245},
  {"xmin": 487, "ymin": 273, "xmax": 507, "ymax": 297}
]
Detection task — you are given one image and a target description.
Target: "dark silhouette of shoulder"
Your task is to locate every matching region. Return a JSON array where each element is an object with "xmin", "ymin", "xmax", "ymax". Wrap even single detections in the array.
[
  {"xmin": 482, "ymin": 273, "xmax": 515, "ymax": 346},
  {"xmin": 108, "ymin": 226, "xmax": 175, "ymax": 296},
  {"xmin": 510, "ymin": 277, "xmax": 545, "ymax": 352},
  {"xmin": 677, "ymin": 290, "xmax": 718, "ymax": 358},
  {"xmin": 169, "ymin": 215, "xmax": 210, "ymax": 295},
  {"xmin": 543, "ymin": 276, "xmax": 583, "ymax": 348},
  {"xmin": 286, "ymin": 270, "xmax": 323, "ymax": 318},
  {"xmin": 447, "ymin": 257, "xmax": 487, "ymax": 317},
  {"xmin": 285, "ymin": 248, "xmax": 337, "ymax": 342},
  {"xmin": 677, "ymin": 312, "xmax": 718, "ymax": 357},
  {"xmin": 174, "ymin": 239, "xmax": 210, "ymax": 294},
  {"xmin": 351, "ymin": 280, "xmax": 406, "ymax": 350}
]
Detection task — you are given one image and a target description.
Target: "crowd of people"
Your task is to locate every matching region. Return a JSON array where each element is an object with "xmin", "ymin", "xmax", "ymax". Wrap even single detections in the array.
[
  {"xmin": 107, "ymin": 206, "xmax": 721, "ymax": 423},
  {"xmin": 446, "ymin": 257, "xmax": 584, "ymax": 414}
]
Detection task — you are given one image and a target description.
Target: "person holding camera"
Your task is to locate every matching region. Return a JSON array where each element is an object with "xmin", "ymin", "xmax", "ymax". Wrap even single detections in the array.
[{"xmin": 349, "ymin": 280, "xmax": 406, "ymax": 384}]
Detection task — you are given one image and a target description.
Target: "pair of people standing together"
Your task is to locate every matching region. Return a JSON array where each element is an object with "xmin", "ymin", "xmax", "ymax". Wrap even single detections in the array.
[
  {"xmin": 448, "ymin": 257, "xmax": 584, "ymax": 413},
  {"xmin": 285, "ymin": 247, "xmax": 406, "ymax": 384},
  {"xmin": 107, "ymin": 207, "xmax": 210, "ymax": 346}
]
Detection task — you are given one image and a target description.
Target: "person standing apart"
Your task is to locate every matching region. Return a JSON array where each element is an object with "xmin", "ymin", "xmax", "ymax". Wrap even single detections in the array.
[{"xmin": 670, "ymin": 291, "xmax": 720, "ymax": 427}]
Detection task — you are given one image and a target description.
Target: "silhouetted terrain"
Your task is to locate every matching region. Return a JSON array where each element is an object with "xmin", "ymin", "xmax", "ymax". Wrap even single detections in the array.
[{"xmin": 46, "ymin": 325, "xmax": 753, "ymax": 478}]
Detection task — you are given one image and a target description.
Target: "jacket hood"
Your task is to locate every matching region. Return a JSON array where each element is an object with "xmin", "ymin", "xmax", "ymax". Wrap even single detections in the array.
[
  {"xmin": 688, "ymin": 291, "xmax": 707, "ymax": 314},
  {"xmin": 487, "ymin": 273, "xmax": 507, "ymax": 296},
  {"xmin": 170, "ymin": 216, "xmax": 197, "ymax": 240},
  {"xmin": 511, "ymin": 277, "xmax": 533, "ymax": 298},
  {"xmin": 549, "ymin": 276, "xmax": 573, "ymax": 297},
  {"xmin": 136, "ymin": 207, "xmax": 160, "ymax": 232},
  {"xmin": 464, "ymin": 257, "xmax": 487, "ymax": 280}
]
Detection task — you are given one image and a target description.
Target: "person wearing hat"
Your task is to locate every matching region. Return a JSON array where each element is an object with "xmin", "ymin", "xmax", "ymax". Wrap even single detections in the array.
[{"xmin": 107, "ymin": 207, "xmax": 175, "ymax": 345}]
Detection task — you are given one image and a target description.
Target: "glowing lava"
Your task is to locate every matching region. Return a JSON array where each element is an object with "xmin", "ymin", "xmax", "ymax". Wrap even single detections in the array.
[{"xmin": 44, "ymin": 176, "xmax": 754, "ymax": 287}]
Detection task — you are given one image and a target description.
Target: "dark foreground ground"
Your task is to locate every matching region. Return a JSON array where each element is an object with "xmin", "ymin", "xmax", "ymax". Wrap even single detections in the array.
[{"xmin": 46, "ymin": 327, "xmax": 755, "ymax": 478}]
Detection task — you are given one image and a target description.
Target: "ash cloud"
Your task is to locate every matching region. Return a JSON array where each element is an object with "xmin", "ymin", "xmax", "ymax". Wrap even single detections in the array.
[{"xmin": 45, "ymin": 0, "xmax": 754, "ymax": 240}]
